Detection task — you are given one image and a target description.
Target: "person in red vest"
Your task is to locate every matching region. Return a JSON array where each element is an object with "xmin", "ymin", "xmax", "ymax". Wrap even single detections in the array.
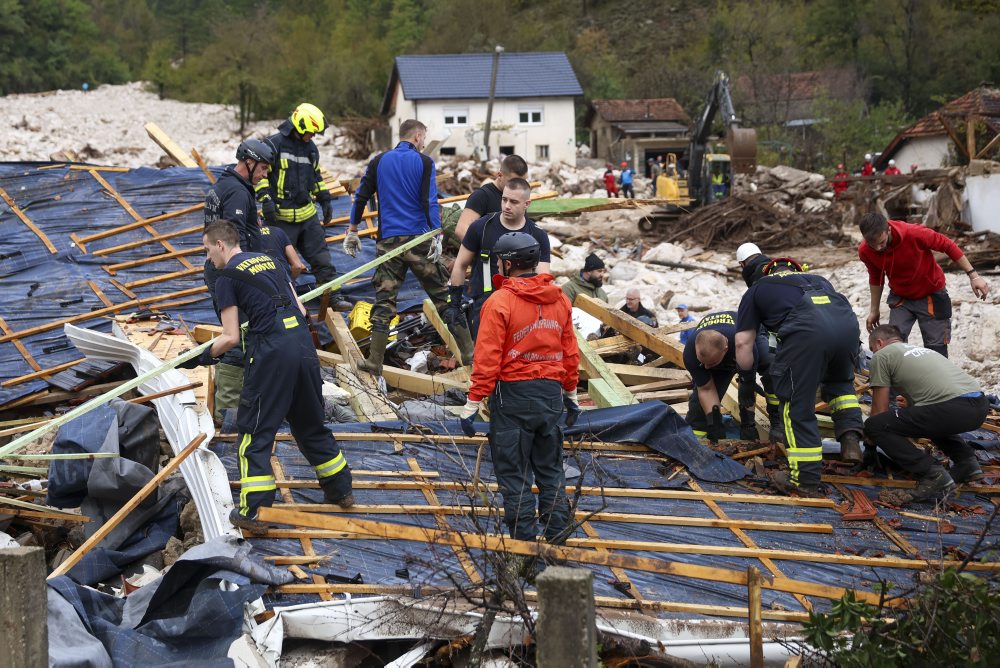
[
  {"xmin": 884, "ymin": 159, "xmax": 902, "ymax": 176},
  {"xmin": 861, "ymin": 153, "xmax": 874, "ymax": 177},
  {"xmin": 832, "ymin": 164, "xmax": 849, "ymax": 198}
]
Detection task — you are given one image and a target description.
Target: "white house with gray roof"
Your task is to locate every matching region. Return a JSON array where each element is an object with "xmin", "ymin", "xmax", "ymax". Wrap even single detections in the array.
[{"xmin": 380, "ymin": 52, "xmax": 583, "ymax": 165}]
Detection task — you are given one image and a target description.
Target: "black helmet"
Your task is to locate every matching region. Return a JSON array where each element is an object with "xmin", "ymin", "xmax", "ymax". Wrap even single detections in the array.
[
  {"xmin": 492, "ymin": 232, "xmax": 540, "ymax": 269},
  {"xmin": 236, "ymin": 138, "xmax": 275, "ymax": 166}
]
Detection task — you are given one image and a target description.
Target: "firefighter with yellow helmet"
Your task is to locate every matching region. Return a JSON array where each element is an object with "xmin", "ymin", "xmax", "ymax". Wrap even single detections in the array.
[{"xmin": 259, "ymin": 102, "xmax": 350, "ymax": 309}]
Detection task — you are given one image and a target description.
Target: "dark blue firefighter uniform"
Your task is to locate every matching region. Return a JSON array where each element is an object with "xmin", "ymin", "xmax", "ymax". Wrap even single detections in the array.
[
  {"xmin": 681, "ymin": 311, "xmax": 777, "ymax": 436},
  {"xmin": 215, "ymin": 252, "xmax": 352, "ymax": 517},
  {"xmin": 736, "ymin": 271, "xmax": 862, "ymax": 488}
]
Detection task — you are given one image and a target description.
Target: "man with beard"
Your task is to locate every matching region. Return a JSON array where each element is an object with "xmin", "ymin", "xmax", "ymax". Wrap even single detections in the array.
[{"xmin": 562, "ymin": 252, "xmax": 609, "ymax": 305}]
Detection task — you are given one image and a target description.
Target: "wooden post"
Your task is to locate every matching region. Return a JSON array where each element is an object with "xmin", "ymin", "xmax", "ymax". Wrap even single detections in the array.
[
  {"xmin": 48, "ymin": 433, "xmax": 206, "ymax": 579},
  {"xmin": 536, "ymin": 567, "xmax": 597, "ymax": 667},
  {"xmin": 144, "ymin": 122, "xmax": 198, "ymax": 167},
  {"xmin": 0, "ymin": 546, "xmax": 47, "ymax": 666},
  {"xmin": 747, "ymin": 565, "xmax": 764, "ymax": 668}
]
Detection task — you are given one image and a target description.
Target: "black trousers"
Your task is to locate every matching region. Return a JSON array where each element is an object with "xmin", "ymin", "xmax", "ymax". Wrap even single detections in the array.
[
  {"xmin": 771, "ymin": 305, "xmax": 862, "ymax": 488},
  {"xmin": 489, "ymin": 379, "xmax": 569, "ymax": 542},
  {"xmin": 235, "ymin": 321, "xmax": 351, "ymax": 516},
  {"xmin": 687, "ymin": 335, "xmax": 774, "ymax": 433},
  {"xmin": 273, "ymin": 214, "xmax": 336, "ymax": 286},
  {"xmin": 864, "ymin": 394, "xmax": 987, "ymax": 476}
]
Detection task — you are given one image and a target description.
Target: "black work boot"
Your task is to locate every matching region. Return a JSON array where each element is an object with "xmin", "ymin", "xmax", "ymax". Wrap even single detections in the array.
[
  {"xmin": 839, "ymin": 431, "xmax": 863, "ymax": 464},
  {"xmin": 768, "ymin": 470, "xmax": 824, "ymax": 498},
  {"xmin": 229, "ymin": 508, "xmax": 273, "ymax": 534},
  {"xmin": 951, "ymin": 457, "xmax": 984, "ymax": 484},
  {"xmin": 359, "ymin": 330, "xmax": 389, "ymax": 374},
  {"xmin": 878, "ymin": 465, "xmax": 955, "ymax": 506},
  {"xmin": 328, "ymin": 291, "xmax": 353, "ymax": 312}
]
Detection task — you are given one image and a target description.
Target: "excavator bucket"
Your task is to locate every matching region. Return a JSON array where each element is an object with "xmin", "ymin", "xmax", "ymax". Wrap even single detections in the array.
[{"xmin": 727, "ymin": 127, "xmax": 758, "ymax": 174}]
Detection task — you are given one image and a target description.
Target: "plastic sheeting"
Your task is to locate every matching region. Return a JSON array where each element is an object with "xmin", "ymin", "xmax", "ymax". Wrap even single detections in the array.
[
  {"xmin": 212, "ymin": 406, "xmax": 999, "ymax": 619},
  {"xmin": 47, "ymin": 535, "xmax": 292, "ymax": 668},
  {"xmin": 0, "ymin": 163, "xmax": 432, "ymax": 405}
]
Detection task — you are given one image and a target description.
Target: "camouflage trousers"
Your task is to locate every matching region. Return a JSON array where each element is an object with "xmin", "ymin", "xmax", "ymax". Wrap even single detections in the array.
[{"xmin": 370, "ymin": 235, "xmax": 450, "ymax": 332}]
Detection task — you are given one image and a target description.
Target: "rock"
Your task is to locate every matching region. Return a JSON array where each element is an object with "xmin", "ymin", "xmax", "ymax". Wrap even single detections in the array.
[
  {"xmin": 965, "ymin": 304, "xmax": 1000, "ymax": 362},
  {"xmin": 801, "ymin": 197, "xmax": 832, "ymax": 213},
  {"xmin": 641, "ymin": 242, "xmax": 686, "ymax": 265},
  {"xmin": 608, "ymin": 260, "xmax": 641, "ymax": 282}
]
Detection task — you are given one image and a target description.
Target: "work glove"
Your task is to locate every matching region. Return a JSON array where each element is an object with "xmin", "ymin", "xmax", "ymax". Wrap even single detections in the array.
[
  {"xmin": 177, "ymin": 347, "xmax": 219, "ymax": 369},
  {"xmin": 321, "ymin": 199, "xmax": 333, "ymax": 224},
  {"xmin": 342, "ymin": 230, "xmax": 361, "ymax": 258},
  {"xmin": 427, "ymin": 236, "xmax": 443, "ymax": 264},
  {"xmin": 459, "ymin": 399, "xmax": 481, "ymax": 437},
  {"xmin": 261, "ymin": 199, "xmax": 277, "ymax": 225},
  {"xmin": 705, "ymin": 405, "xmax": 726, "ymax": 443},
  {"xmin": 737, "ymin": 369, "xmax": 757, "ymax": 413},
  {"xmin": 444, "ymin": 285, "xmax": 468, "ymax": 330},
  {"xmin": 563, "ymin": 390, "xmax": 582, "ymax": 428}
]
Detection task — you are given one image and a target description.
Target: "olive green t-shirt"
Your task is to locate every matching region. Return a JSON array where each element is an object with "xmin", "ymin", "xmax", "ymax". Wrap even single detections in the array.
[{"xmin": 869, "ymin": 342, "xmax": 980, "ymax": 406}]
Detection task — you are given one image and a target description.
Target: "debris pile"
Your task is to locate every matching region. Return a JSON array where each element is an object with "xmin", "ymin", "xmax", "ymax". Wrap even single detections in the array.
[{"xmin": 671, "ymin": 165, "xmax": 845, "ymax": 249}]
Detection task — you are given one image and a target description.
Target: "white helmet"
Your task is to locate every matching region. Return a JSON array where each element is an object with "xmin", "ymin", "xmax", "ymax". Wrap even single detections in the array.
[
  {"xmin": 736, "ymin": 242, "xmax": 762, "ymax": 263},
  {"xmin": 864, "ymin": 153, "xmax": 872, "ymax": 161},
  {"xmin": 888, "ymin": 159, "xmax": 896, "ymax": 166}
]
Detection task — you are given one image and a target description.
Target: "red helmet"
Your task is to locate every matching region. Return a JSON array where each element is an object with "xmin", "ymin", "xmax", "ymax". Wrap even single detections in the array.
[{"xmin": 620, "ymin": 161, "xmax": 628, "ymax": 168}]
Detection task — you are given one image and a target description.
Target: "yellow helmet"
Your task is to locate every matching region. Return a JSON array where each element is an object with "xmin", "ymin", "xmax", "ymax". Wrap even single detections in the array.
[{"xmin": 290, "ymin": 102, "xmax": 326, "ymax": 135}]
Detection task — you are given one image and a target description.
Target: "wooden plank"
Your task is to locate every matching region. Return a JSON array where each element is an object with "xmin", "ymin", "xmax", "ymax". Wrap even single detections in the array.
[
  {"xmin": 48, "ymin": 433, "xmax": 206, "ymax": 579},
  {"xmin": 0, "ymin": 187, "xmax": 57, "ymax": 253},
  {"xmin": 688, "ymin": 479, "xmax": 813, "ymax": 613},
  {"xmin": 87, "ymin": 280, "xmax": 115, "ymax": 307},
  {"xmin": 325, "ymin": 310, "xmax": 396, "ymax": 420},
  {"xmin": 0, "ymin": 315, "xmax": 42, "ymax": 373},
  {"xmin": 122, "ymin": 266, "xmax": 201, "ymax": 289},
  {"xmin": 91, "ymin": 224, "xmax": 200, "ymax": 257},
  {"xmin": 576, "ymin": 329, "xmax": 635, "ymax": 406},
  {"xmin": 581, "ymin": 521, "xmax": 643, "ymax": 601},
  {"xmin": 407, "ymin": 457, "xmax": 482, "ymax": 583},
  {"xmin": 422, "ymin": 298, "xmax": 470, "ymax": 379},
  {"xmin": 258, "ymin": 478, "xmax": 839, "ymax": 507},
  {"xmin": 633, "ymin": 389, "xmax": 689, "ymax": 403},
  {"xmin": 144, "ymin": 122, "xmax": 198, "ymax": 167},
  {"xmin": 73, "ymin": 205, "xmax": 203, "ymax": 248},
  {"xmin": 320, "ymin": 349, "xmax": 467, "ymax": 394},
  {"xmin": 103, "ymin": 247, "xmax": 202, "ymax": 274},
  {"xmin": 575, "ymin": 295, "xmax": 685, "ymax": 367},
  {"xmin": 1, "ymin": 358, "xmax": 84, "ymax": 388},
  {"xmin": 606, "ymin": 364, "xmax": 690, "ymax": 387},
  {"xmin": 83, "ymin": 170, "xmax": 194, "ymax": 269},
  {"xmin": 271, "ymin": 455, "xmax": 332, "ymax": 601},
  {"xmin": 823, "ymin": 474, "xmax": 1000, "ymax": 494},
  {"xmin": 256, "ymin": 508, "xmax": 895, "ymax": 606},
  {"xmin": 0, "ymin": 286, "xmax": 207, "ymax": 343},
  {"xmin": 277, "ymin": 502, "xmax": 832, "ymax": 533},
  {"xmin": 190, "ymin": 148, "xmax": 216, "ymax": 184}
]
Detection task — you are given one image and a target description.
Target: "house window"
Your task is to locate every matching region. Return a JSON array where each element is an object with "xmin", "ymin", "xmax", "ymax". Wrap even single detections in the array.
[
  {"xmin": 519, "ymin": 106, "xmax": 543, "ymax": 125},
  {"xmin": 536, "ymin": 144, "xmax": 550, "ymax": 160},
  {"xmin": 439, "ymin": 147, "xmax": 456, "ymax": 156},
  {"xmin": 499, "ymin": 145, "xmax": 515, "ymax": 156},
  {"xmin": 443, "ymin": 107, "xmax": 468, "ymax": 126}
]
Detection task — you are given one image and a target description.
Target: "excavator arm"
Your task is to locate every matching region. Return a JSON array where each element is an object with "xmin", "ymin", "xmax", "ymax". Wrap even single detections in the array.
[{"xmin": 688, "ymin": 71, "xmax": 757, "ymax": 204}]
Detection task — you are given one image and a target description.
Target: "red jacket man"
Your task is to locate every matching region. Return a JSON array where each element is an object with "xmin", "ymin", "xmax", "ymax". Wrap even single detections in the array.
[
  {"xmin": 861, "ymin": 153, "xmax": 874, "ymax": 177},
  {"xmin": 460, "ymin": 232, "xmax": 580, "ymax": 544},
  {"xmin": 884, "ymin": 159, "xmax": 902, "ymax": 176},
  {"xmin": 858, "ymin": 213, "xmax": 989, "ymax": 357},
  {"xmin": 603, "ymin": 166, "xmax": 619, "ymax": 197}
]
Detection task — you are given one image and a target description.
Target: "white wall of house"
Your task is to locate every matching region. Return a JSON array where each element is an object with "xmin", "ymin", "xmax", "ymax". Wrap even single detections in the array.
[
  {"xmin": 893, "ymin": 136, "xmax": 951, "ymax": 171},
  {"xmin": 386, "ymin": 83, "xmax": 577, "ymax": 165}
]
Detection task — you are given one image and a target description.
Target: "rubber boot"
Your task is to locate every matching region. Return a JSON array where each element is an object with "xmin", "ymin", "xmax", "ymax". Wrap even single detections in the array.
[
  {"xmin": 359, "ymin": 329, "xmax": 389, "ymax": 374},
  {"xmin": 839, "ymin": 431, "xmax": 863, "ymax": 464},
  {"xmin": 213, "ymin": 363, "xmax": 244, "ymax": 423},
  {"xmin": 449, "ymin": 322, "xmax": 475, "ymax": 366}
]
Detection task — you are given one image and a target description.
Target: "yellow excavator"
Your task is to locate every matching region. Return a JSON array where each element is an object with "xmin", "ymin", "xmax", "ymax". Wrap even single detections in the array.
[{"xmin": 642, "ymin": 71, "xmax": 757, "ymax": 231}]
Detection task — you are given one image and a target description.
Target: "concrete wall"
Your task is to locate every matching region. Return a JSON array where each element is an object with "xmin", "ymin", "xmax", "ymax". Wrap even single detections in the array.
[
  {"xmin": 893, "ymin": 136, "xmax": 951, "ymax": 171},
  {"xmin": 386, "ymin": 83, "xmax": 577, "ymax": 165}
]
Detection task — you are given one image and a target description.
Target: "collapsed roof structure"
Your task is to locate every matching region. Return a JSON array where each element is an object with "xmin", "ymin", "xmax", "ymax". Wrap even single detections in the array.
[{"xmin": 1, "ymin": 128, "xmax": 999, "ymax": 666}]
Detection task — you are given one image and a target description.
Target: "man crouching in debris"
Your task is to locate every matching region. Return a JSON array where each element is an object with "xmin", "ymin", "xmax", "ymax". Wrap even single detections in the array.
[
  {"xmin": 682, "ymin": 311, "xmax": 781, "ymax": 444},
  {"xmin": 181, "ymin": 221, "xmax": 353, "ymax": 532},
  {"xmin": 735, "ymin": 258, "xmax": 864, "ymax": 497},
  {"xmin": 865, "ymin": 324, "xmax": 986, "ymax": 505},
  {"xmin": 459, "ymin": 232, "xmax": 581, "ymax": 544}
]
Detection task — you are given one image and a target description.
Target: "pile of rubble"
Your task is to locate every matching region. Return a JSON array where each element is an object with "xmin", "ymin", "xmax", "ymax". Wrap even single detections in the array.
[{"xmin": 669, "ymin": 165, "xmax": 847, "ymax": 250}]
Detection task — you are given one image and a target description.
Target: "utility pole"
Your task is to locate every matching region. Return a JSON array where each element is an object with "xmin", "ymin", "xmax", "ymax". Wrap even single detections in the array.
[{"xmin": 481, "ymin": 44, "xmax": 504, "ymax": 171}]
